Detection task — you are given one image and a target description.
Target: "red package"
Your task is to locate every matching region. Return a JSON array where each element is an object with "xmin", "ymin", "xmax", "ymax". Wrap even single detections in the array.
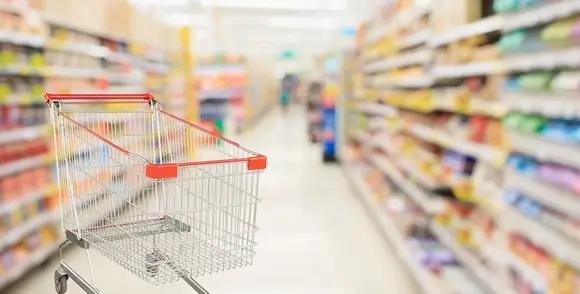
[{"xmin": 468, "ymin": 115, "xmax": 489, "ymax": 143}]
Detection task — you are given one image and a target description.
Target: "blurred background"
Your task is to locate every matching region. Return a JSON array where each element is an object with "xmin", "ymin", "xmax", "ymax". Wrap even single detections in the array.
[{"xmin": 1, "ymin": 0, "xmax": 579, "ymax": 293}]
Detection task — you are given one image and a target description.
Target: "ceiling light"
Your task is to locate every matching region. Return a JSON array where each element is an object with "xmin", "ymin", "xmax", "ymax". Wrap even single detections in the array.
[
  {"xmin": 201, "ymin": 0, "xmax": 346, "ymax": 11},
  {"xmin": 267, "ymin": 16, "xmax": 339, "ymax": 30}
]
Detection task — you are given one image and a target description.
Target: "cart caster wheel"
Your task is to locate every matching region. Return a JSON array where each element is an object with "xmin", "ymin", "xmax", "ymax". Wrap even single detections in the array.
[
  {"xmin": 54, "ymin": 274, "xmax": 68, "ymax": 294},
  {"xmin": 54, "ymin": 268, "xmax": 69, "ymax": 294}
]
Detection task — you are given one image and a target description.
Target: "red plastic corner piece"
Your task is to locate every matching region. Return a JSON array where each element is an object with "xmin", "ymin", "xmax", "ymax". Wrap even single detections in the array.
[
  {"xmin": 145, "ymin": 163, "xmax": 178, "ymax": 179},
  {"xmin": 248, "ymin": 155, "xmax": 267, "ymax": 170}
]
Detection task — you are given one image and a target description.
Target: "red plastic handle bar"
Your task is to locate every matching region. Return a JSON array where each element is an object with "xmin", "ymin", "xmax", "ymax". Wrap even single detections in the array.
[
  {"xmin": 145, "ymin": 155, "xmax": 267, "ymax": 179},
  {"xmin": 45, "ymin": 93, "xmax": 154, "ymax": 104}
]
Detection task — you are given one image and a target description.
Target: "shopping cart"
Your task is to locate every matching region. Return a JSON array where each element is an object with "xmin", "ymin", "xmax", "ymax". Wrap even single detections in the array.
[{"xmin": 46, "ymin": 94, "xmax": 267, "ymax": 294}]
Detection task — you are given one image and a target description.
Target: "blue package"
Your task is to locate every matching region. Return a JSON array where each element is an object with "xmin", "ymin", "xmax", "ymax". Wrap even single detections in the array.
[
  {"xmin": 503, "ymin": 78, "xmax": 520, "ymax": 90},
  {"xmin": 569, "ymin": 120, "xmax": 580, "ymax": 143},
  {"xmin": 508, "ymin": 154, "xmax": 539, "ymax": 176},
  {"xmin": 541, "ymin": 119, "xmax": 572, "ymax": 142},
  {"xmin": 504, "ymin": 190, "xmax": 522, "ymax": 205},
  {"xmin": 442, "ymin": 151, "xmax": 476, "ymax": 175},
  {"xmin": 517, "ymin": 197, "xmax": 543, "ymax": 218},
  {"xmin": 506, "ymin": 154, "xmax": 522, "ymax": 169},
  {"xmin": 519, "ymin": 0, "xmax": 543, "ymax": 9}
]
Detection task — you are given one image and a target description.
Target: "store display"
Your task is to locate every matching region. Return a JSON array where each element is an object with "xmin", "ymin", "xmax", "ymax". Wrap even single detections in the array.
[
  {"xmin": 196, "ymin": 61, "xmax": 249, "ymax": 136},
  {"xmin": 0, "ymin": 0, "xmax": 190, "ymax": 291},
  {"xmin": 320, "ymin": 56, "xmax": 340, "ymax": 163},
  {"xmin": 345, "ymin": 0, "xmax": 580, "ymax": 293}
]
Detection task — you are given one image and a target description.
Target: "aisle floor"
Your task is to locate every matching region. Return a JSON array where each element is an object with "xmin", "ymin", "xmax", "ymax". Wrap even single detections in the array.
[{"xmin": 7, "ymin": 107, "xmax": 418, "ymax": 294}]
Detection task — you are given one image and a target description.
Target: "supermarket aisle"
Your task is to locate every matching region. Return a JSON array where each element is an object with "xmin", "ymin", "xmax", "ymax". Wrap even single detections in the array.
[{"xmin": 8, "ymin": 107, "xmax": 417, "ymax": 294}]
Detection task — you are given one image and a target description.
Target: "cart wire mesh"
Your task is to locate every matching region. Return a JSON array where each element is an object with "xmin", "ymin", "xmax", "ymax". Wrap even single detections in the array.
[{"xmin": 49, "ymin": 95, "xmax": 266, "ymax": 286}]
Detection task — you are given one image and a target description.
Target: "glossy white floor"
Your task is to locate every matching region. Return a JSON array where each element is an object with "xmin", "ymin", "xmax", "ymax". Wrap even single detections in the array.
[{"xmin": 8, "ymin": 106, "xmax": 418, "ymax": 294}]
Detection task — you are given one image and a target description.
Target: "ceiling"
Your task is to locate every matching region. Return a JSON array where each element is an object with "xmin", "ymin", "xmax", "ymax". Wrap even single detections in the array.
[{"xmin": 130, "ymin": 0, "xmax": 381, "ymax": 56}]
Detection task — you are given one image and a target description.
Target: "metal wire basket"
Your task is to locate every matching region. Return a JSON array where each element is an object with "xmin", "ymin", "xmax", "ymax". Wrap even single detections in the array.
[{"xmin": 47, "ymin": 93, "xmax": 267, "ymax": 294}]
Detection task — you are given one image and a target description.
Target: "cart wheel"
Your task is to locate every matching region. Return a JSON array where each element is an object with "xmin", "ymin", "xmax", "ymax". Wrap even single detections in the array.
[
  {"xmin": 54, "ymin": 268, "xmax": 69, "ymax": 294},
  {"xmin": 55, "ymin": 275, "xmax": 68, "ymax": 294}
]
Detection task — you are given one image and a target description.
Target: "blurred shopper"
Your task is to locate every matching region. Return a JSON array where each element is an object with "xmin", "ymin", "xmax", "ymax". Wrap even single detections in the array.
[
  {"xmin": 280, "ymin": 73, "xmax": 294, "ymax": 114},
  {"xmin": 280, "ymin": 89, "xmax": 290, "ymax": 113},
  {"xmin": 306, "ymin": 79, "xmax": 323, "ymax": 143}
]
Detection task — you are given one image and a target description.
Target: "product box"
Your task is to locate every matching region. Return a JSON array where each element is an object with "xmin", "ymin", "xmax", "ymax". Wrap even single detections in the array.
[
  {"xmin": 164, "ymin": 26, "xmax": 181, "ymax": 54},
  {"xmin": 431, "ymin": 0, "xmax": 483, "ymax": 34},
  {"xmin": 430, "ymin": 0, "xmax": 454, "ymax": 34},
  {"xmin": 70, "ymin": 0, "xmax": 106, "ymax": 36},
  {"xmin": 454, "ymin": 0, "xmax": 482, "ymax": 27},
  {"xmin": 43, "ymin": 0, "xmax": 74, "ymax": 22},
  {"xmin": 105, "ymin": 0, "xmax": 132, "ymax": 40},
  {"xmin": 26, "ymin": 0, "xmax": 44, "ymax": 10},
  {"xmin": 130, "ymin": 8, "xmax": 152, "ymax": 50}
]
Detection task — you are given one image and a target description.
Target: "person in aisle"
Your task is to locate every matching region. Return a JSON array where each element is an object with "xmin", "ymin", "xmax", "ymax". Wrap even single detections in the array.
[
  {"xmin": 307, "ymin": 79, "xmax": 323, "ymax": 143},
  {"xmin": 280, "ymin": 73, "xmax": 293, "ymax": 114}
]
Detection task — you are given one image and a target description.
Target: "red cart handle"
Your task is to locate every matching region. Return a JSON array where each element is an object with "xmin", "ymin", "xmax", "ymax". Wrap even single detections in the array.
[{"xmin": 45, "ymin": 93, "xmax": 155, "ymax": 104}]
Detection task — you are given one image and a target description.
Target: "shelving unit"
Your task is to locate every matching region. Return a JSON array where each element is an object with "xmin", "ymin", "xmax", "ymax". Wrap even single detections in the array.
[
  {"xmin": 196, "ymin": 58, "xmax": 247, "ymax": 135},
  {"xmin": 344, "ymin": 166, "xmax": 452, "ymax": 294},
  {"xmin": 343, "ymin": 0, "xmax": 580, "ymax": 293},
  {"xmin": 0, "ymin": 0, "xmax": 189, "ymax": 289}
]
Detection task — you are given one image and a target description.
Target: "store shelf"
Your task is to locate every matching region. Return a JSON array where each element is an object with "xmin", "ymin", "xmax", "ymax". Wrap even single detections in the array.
[
  {"xmin": 0, "ymin": 185, "xmax": 56, "ymax": 216},
  {"xmin": 469, "ymin": 99, "xmax": 507, "ymax": 117},
  {"xmin": 502, "ymin": 249, "xmax": 546, "ymax": 290},
  {"xmin": 400, "ymin": 30, "xmax": 430, "ymax": 49},
  {"xmin": 438, "ymin": 97, "xmax": 507, "ymax": 118},
  {"xmin": 362, "ymin": 51, "xmax": 383, "ymax": 63},
  {"xmin": 430, "ymin": 223, "xmax": 508, "ymax": 294},
  {"xmin": 356, "ymin": 102, "xmax": 397, "ymax": 117},
  {"xmin": 406, "ymin": 124, "xmax": 507, "ymax": 166},
  {"xmin": 0, "ymin": 30, "xmax": 45, "ymax": 47},
  {"xmin": 0, "ymin": 64, "xmax": 105, "ymax": 79},
  {"xmin": 472, "ymin": 181, "xmax": 505, "ymax": 215},
  {"xmin": 370, "ymin": 155, "xmax": 447, "ymax": 214},
  {"xmin": 501, "ymin": 207, "xmax": 580, "ymax": 270},
  {"xmin": 0, "ymin": 243, "xmax": 61, "ymax": 290},
  {"xmin": 365, "ymin": 49, "xmax": 433, "ymax": 74},
  {"xmin": 0, "ymin": 209, "xmax": 59, "ymax": 251},
  {"xmin": 431, "ymin": 61, "xmax": 503, "ymax": 79},
  {"xmin": 504, "ymin": 47, "xmax": 580, "ymax": 72},
  {"xmin": 0, "ymin": 32, "xmax": 169, "ymax": 74},
  {"xmin": 0, "ymin": 178, "xmax": 154, "ymax": 290},
  {"xmin": 398, "ymin": 157, "xmax": 444, "ymax": 190},
  {"xmin": 355, "ymin": 2, "xmax": 580, "ymax": 293},
  {"xmin": 388, "ymin": 92, "xmax": 506, "ymax": 117},
  {"xmin": 501, "ymin": 90, "xmax": 580, "ymax": 118},
  {"xmin": 507, "ymin": 129, "xmax": 580, "ymax": 170},
  {"xmin": 0, "ymin": 155, "xmax": 50, "ymax": 178},
  {"xmin": 373, "ymin": 137, "xmax": 443, "ymax": 189},
  {"xmin": 502, "ymin": 0, "xmax": 580, "ymax": 32},
  {"xmin": 199, "ymin": 89, "xmax": 244, "ymax": 100},
  {"xmin": 344, "ymin": 165, "xmax": 451, "ymax": 294},
  {"xmin": 46, "ymin": 41, "xmax": 109, "ymax": 59},
  {"xmin": 0, "ymin": 125, "xmax": 47, "ymax": 145},
  {"xmin": 372, "ymin": 76, "xmax": 434, "ymax": 89},
  {"xmin": 429, "ymin": 16, "xmax": 504, "ymax": 48},
  {"xmin": 504, "ymin": 167, "xmax": 580, "ymax": 218}
]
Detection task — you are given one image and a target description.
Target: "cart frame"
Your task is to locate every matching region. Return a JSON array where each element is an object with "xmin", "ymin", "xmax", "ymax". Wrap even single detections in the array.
[{"xmin": 46, "ymin": 93, "xmax": 267, "ymax": 294}]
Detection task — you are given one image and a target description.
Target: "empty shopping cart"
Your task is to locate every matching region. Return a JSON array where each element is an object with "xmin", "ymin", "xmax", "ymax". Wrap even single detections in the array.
[{"xmin": 46, "ymin": 93, "xmax": 267, "ymax": 294}]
